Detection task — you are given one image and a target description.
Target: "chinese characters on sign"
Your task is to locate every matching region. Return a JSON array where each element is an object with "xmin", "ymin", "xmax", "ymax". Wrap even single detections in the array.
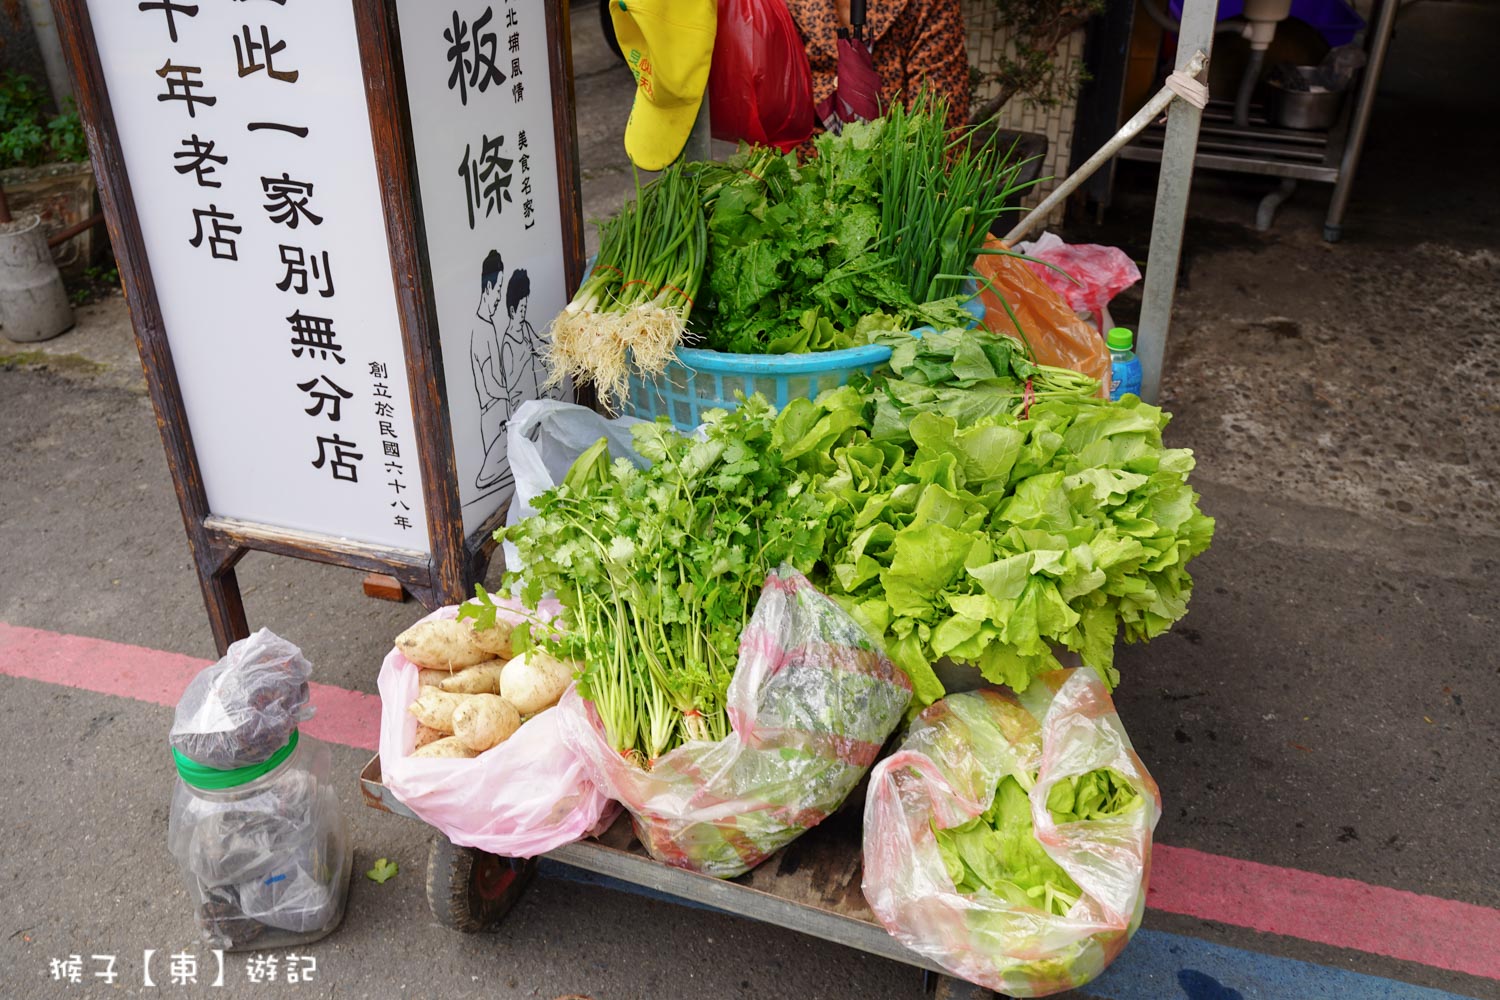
[
  {"xmin": 370, "ymin": 362, "xmax": 413, "ymax": 530},
  {"xmin": 91, "ymin": 0, "xmax": 427, "ymax": 548},
  {"xmin": 396, "ymin": 0, "xmax": 568, "ymax": 535},
  {"xmin": 48, "ymin": 950, "xmax": 315, "ymax": 987}
]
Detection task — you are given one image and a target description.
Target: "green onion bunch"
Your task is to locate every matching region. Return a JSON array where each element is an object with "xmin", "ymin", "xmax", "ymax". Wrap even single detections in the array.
[
  {"xmin": 547, "ymin": 162, "xmax": 707, "ymax": 409},
  {"xmin": 877, "ymin": 94, "xmax": 1036, "ymax": 304}
]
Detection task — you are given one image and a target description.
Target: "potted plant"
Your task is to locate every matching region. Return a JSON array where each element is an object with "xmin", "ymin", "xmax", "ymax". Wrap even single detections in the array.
[{"xmin": 0, "ymin": 71, "xmax": 96, "ymax": 278}]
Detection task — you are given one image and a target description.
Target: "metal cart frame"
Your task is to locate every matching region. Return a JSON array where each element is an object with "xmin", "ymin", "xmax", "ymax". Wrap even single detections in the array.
[{"xmin": 359, "ymin": 757, "xmax": 997, "ymax": 999}]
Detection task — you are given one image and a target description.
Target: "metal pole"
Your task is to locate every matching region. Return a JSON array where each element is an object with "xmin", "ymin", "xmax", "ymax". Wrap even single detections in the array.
[
  {"xmin": 1322, "ymin": 0, "xmax": 1398, "ymax": 242},
  {"xmin": 1136, "ymin": 0, "xmax": 1217, "ymax": 403},
  {"xmin": 1003, "ymin": 51, "xmax": 1206, "ymax": 247},
  {"xmin": 26, "ymin": 0, "xmax": 76, "ymax": 107}
]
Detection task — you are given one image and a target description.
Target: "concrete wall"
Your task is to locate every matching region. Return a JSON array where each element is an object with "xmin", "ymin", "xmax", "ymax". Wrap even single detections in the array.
[
  {"xmin": 964, "ymin": 0, "xmax": 1088, "ymax": 225},
  {"xmin": 0, "ymin": 1, "xmax": 56, "ymax": 111}
]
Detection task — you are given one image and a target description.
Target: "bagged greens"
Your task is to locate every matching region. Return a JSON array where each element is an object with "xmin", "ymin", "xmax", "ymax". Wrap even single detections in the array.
[
  {"xmin": 863, "ymin": 673, "xmax": 1159, "ymax": 998},
  {"xmin": 502, "ymin": 396, "xmax": 827, "ymax": 763},
  {"xmin": 556, "ymin": 567, "xmax": 910, "ymax": 878}
]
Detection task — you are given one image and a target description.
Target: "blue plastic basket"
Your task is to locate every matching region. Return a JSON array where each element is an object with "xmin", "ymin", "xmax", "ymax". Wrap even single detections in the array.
[{"xmin": 624, "ymin": 283, "xmax": 986, "ymax": 430}]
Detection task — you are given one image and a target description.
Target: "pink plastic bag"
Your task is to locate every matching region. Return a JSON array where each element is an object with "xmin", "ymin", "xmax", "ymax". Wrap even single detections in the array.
[
  {"xmin": 709, "ymin": 0, "xmax": 815, "ymax": 150},
  {"xmin": 376, "ymin": 601, "xmax": 616, "ymax": 858},
  {"xmin": 1017, "ymin": 232, "xmax": 1142, "ymax": 327},
  {"xmin": 863, "ymin": 671, "xmax": 1160, "ymax": 997},
  {"xmin": 557, "ymin": 567, "xmax": 911, "ymax": 878}
]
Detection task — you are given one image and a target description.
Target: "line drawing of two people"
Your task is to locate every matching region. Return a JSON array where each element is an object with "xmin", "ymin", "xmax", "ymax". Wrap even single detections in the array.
[{"xmin": 472, "ymin": 249, "xmax": 548, "ymax": 492}]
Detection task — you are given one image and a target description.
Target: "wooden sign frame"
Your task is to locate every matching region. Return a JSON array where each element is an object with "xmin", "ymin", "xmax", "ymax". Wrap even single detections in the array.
[{"xmin": 51, "ymin": 0, "xmax": 585, "ymax": 654}]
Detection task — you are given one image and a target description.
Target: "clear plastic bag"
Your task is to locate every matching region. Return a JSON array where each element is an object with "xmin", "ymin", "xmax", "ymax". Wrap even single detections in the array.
[
  {"xmin": 503, "ymin": 399, "xmax": 647, "ymax": 575},
  {"xmin": 558, "ymin": 567, "xmax": 912, "ymax": 878},
  {"xmin": 709, "ymin": 0, "xmax": 815, "ymax": 150},
  {"xmin": 169, "ymin": 629, "xmax": 314, "ymax": 769},
  {"xmin": 863, "ymin": 671, "xmax": 1159, "ymax": 997},
  {"xmin": 377, "ymin": 601, "xmax": 617, "ymax": 858},
  {"xmin": 168, "ymin": 734, "xmax": 351, "ymax": 951},
  {"xmin": 973, "ymin": 238, "xmax": 1112, "ymax": 394}
]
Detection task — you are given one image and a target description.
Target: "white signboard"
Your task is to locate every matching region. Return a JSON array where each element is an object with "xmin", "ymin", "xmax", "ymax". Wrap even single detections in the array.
[
  {"xmin": 395, "ymin": 0, "xmax": 569, "ymax": 536},
  {"xmin": 89, "ymin": 0, "xmax": 428, "ymax": 551}
]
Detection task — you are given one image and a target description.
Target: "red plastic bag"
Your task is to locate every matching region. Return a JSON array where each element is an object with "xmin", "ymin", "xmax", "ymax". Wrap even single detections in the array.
[
  {"xmin": 709, "ymin": 0, "xmax": 815, "ymax": 151},
  {"xmin": 1016, "ymin": 232, "xmax": 1142, "ymax": 326}
]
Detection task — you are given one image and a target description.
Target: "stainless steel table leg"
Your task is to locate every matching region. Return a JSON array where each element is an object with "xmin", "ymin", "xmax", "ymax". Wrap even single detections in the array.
[{"xmin": 1323, "ymin": 0, "xmax": 1400, "ymax": 240}]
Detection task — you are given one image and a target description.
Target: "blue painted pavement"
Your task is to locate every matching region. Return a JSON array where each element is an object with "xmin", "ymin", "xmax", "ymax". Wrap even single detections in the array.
[
  {"xmin": 1079, "ymin": 930, "xmax": 1485, "ymax": 1000},
  {"xmin": 539, "ymin": 864, "xmax": 1487, "ymax": 1000}
]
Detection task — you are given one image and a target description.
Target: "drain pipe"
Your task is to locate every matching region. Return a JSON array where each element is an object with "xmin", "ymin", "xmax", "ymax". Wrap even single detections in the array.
[
  {"xmin": 1234, "ymin": 0, "xmax": 1292, "ymax": 125},
  {"xmin": 1139, "ymin": 0, "xmax": 1255, "ymax": 127},
  {"xmin": 1234, "ymin": 48, "xmax": 1267, "ymax": 126}
]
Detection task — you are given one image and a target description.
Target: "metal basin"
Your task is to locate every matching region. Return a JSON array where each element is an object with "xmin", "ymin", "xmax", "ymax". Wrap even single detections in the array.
[{"xmin": 1265, "ymin": 72, "xmax": 1346, "ymax": 130}]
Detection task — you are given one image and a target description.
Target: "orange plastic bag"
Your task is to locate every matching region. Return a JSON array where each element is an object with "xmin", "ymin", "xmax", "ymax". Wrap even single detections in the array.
[{"xmin": 973, "ymin": 237, "xmax": 1110, "ymax": 395}]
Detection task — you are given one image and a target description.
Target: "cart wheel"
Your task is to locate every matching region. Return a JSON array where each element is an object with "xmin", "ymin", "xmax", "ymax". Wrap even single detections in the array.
[
  {"xmin": 425, "ymin": 835, "xmax": 535, "ymax": 933},
  {"xmin": 932, "ymin": 974, "xmax": 1003, "ymax": 1000}
]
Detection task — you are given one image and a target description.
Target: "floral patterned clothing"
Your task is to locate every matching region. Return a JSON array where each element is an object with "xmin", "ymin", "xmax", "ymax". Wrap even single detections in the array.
[{"xmin": 783, "ymin": 0, "xmax": 970, "ymax": 133}]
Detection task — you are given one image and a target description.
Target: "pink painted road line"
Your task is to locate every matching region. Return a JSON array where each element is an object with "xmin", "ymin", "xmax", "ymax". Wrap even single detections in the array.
[
  {"xmin": 2, "ymin": 621, "xmax": 1498, "ymax": 979},
  {"xmin": 1150, "ymin": 844, "xmax": 1500, "ymax": 980},
  {"xmin": 0, "ymin": 621, "xmax": 381, "ymax": 751}
]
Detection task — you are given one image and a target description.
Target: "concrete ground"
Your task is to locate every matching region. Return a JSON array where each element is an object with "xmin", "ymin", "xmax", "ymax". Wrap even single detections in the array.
[{"xmin": 1, "ymin": 1, "xmax": 1496, "ymax": 998}]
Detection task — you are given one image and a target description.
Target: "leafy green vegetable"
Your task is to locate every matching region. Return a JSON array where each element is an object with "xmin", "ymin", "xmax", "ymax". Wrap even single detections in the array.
[
  {"xmin": 778, "ymin": 328, "xmax": 1214, "ymax": 700},
  {"xmin": 364, "ymin": 858, "xmax": 398, "ymax": 884},
  {"xmin": 935, "ymin": 767, "xmax": 1142, "ymax": 917},
  {"xmin": 507, "ymin": 325, "xmax": 1210, "ymax": 757},
  {"xmin": 691, "ymin": 125, "xmax": 993, "ymax": 355},
  {"xmin": 502, "ymin": 396, "xmax": 827, "ymax": 764}
]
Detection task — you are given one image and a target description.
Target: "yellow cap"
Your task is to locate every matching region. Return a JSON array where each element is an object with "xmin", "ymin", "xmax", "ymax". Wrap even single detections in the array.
[{"xmin": 609, "ymin": 0, "xmax": 716, "ymax": 171}]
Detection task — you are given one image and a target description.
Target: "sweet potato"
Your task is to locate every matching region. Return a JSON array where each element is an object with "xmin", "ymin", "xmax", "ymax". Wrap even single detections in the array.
[
  {"xmin": 407, "ymin": 687, "xmax": 468, "ymax": 733},
  {"xmin": 438, "ymin": 661, "xmax": 505, "ymax": 695},
  {"xmin": 452, "ymin": 694, "xmax": 521, "ymax": 753},
  {"xmin": 395, "ymin": 619, "xmax": 491, "ymax": 671},
  {"xmin": 464, "ymin": 608, "xmax": 516, "ymax": 659},
  {"xmin": 417, "ymin": 668, "xmax": 451, "ymax": 689},
  {"xmin": 500, "ymin": 651, "xmax": 576, "ymax": 715},
  {"xmin": 413, "ymin": 723, "xmax": 445, "ymax": 750},
  {"xmin": 410, "ymin": 736, "xmax": 477, "ymax": 760}
]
